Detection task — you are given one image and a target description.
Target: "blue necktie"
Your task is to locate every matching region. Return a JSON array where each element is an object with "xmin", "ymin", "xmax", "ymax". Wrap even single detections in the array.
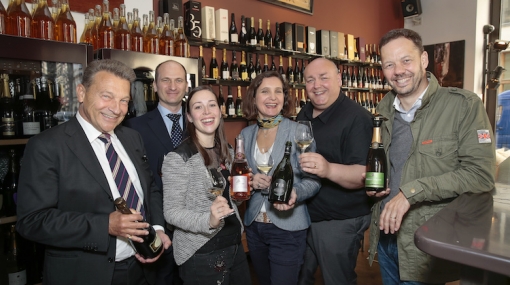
[
  {"xmin": 98, "ymin": 133, "xmax": 145, "ymax": 218},
  {"xmin": 167, "ymin": 113, "xmax": 183, "ymax": 147}
]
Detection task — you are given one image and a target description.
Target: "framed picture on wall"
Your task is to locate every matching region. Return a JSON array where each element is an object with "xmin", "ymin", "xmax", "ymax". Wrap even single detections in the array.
[
  {"xmin": 259, "ymin": 0, "xmax": 314, "ymax": 15},
  {"xmin": 424, "ymin": 40, "xmax": 465, "ymax": 88}
]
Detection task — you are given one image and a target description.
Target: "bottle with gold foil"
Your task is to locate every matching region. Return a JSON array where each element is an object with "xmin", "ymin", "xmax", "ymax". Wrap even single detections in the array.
[
  {"xmin": 143, "ymin": 10, "xmax": 158, "ymax": 54},
  {"xmin": 115, "ymin": 4, "xmax": 130, "ymax": 51},
  {"xmin": 54, "ymin": 0, "xmax": 76, "ymax": 43},
  {"xmin": 159, "ymin": 13, "xmax": 174, "ymax": 55},
  {"xmin": 130, "ymin": 8, "xmax": 143, "ymax": 52},
  {"xmin": 7, "ymin": 0, "xmax": 31, "ymax": 37},
  {"xmin": 31, "ymin": 0, "xmax": 53, "ymax": 40},
  {"xmin": 174, "ymin": 16, "xmax": 188, "ymax": 57},
  {"xmin": 98, "ymin": 0, "xmax": 114, "ymax": 49},
  {"xmin": 0, "ymin": 1, "xmax": 6, "ymax": 34}
]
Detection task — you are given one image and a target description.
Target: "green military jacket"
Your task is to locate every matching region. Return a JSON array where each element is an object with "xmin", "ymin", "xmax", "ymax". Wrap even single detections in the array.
[{"xmin": 368, "ymin": 72, "xmax": 496, "ymax": 283}]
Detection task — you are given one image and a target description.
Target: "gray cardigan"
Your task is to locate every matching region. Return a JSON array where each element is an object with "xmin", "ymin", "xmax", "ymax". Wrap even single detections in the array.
[
  {"xmin": 241, "ymin": 118, "xmax": 321, "ymax": 231},
  {"xmin": 162, "ymin": 140, "xmax": 242, "ymax": 265}
]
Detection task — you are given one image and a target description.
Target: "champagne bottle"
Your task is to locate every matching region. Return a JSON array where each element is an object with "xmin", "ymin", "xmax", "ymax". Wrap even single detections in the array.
[
  {"xmin": 210, "ymin": 47, "xmax": 219, "ymax": 79},
  {"xmin": 229, "ymin": 13, "xmax": 238, "ymax": 44},
  {"xmin": 287, "ymin": 56, "xmax": 294, "ymax": 84},
  {"xmin": 351, "ymin": 67, "xmax": 358, "ymax": 88},
  {"xmin": 249, "ymin": 17, "xmax": 257, "ymax": 46},
  {"xmin": 221, "ymin": 49, "xmax": 230, "ymax": 80},
  {"xmin": 271, "ymin": 55, "xmax": 277, "ymax": 71},
  {"xmin": 230, "ymin": 50, "xmax": 239, "ymax": 80},
  {"xmin": 235, "ymin": 86, "xmax": 243, "ymax": 117},
  {"xmin": 226, "ymin": 86, "xmax": 235, "ymax": 117},
  {"xmin": 263, "ymin": 54, "xmax": 269, "ymax": 72},
  {"xmin": 98, "ymin": 0, "xmax": 115, "ymax": 49},
  {"xmin": 240, "ymin": 51, "xmax": 248, "ymax": 81},
  {"xmin": 365, "ymin": 116, "xmax": 387, "ymax": 192},
  {"xmin": 274, "ymin": 22, "xmax": 282, "ymax": 49},
  {"xmin": 114, "ymin": 197, "xmax": 163, "ymax": 259},
  {"xmin": 230, "ymin": 134, "xmax": 251, "ymax": 201},
  {"xmin": 5, "ymin": 225, "xmax": 27, "ymax": 285},
  {"xmin": 247, "ymin": 52, "xmax": 256, "ymax": 81},
  {"xmin": 198, "ymin": 45, "xmax": 206, "ymax": 78},
  {"xmin": 239, "ymin": 15, "xmax": 247, "ymax": 45},
  {"xmin": 218, "ymin": 85, "xmax": 226, "ymax": 117},
  {"xmin": 255, "ymin": 54, "xmax": 262, "ymax": 76},
  {"xmin": 115, "ymin": 4, "xmax": 131, "ymax": 51},
  {"xmin": 341, "ymin": 66, "xmax": 348, "ymax": 87},
  {"xmin": 269, "ymin": 141, "xmax": 294, "ymax": 203},
  {"xmin": 264, "ymin": 19, "xmax": 272, "ymax": 48},
  {"xmin": 294, "ymin": 58, "xmax": 301, "ymax": 85},
  {"xmin": 257, "ymin": 18, "xmax": 264, "ymax": 47},
  {"xmin": 1, "ymin": 74, "xmax": 18, "ymax": 138},
  {"xmin": 2, "ymin": 149, "xmax": 19, "ymax": 217},
  {"xmin": 21, "ymin": 87, "xmax": 40, "ymax": 137},
  {"xmin": 300, "ymin": 89, "xmax": 306, "ymax": 109}
]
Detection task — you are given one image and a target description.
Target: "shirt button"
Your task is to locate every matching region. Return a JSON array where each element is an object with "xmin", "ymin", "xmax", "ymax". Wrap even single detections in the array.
[
  {"xmin": 108, "ymin": 258, "xmax": 114, "ymax": 263},
  {"xmin": 411, "ymin": 189, "xmax": 416, "ymax": 193}
]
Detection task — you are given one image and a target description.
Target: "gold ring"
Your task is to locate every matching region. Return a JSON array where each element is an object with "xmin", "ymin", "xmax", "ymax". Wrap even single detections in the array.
[
  {"xmin": 391, "ymin": 217, "xmax": 396, "ymax": 219},
  {"xmin": 127, "ymin": 234, "xmax": 131, "ymax": 239},
  {"xmin": 314, "ymin": 163, "xmax": 317, "ymax": 169}
]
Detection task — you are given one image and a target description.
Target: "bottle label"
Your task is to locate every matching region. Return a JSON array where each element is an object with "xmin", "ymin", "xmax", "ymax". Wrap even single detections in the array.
[
  {"xmin": 222, "ymin": 70, "xmax": 230, "ymax": 80},
  {"xmin": 8, "ymin": 270, "xmax": 27, "ymax": 285},
  {"xmin": 23, "ymin": 122, "xmax": 40, "ymax": 135},
  {"xmin": 150, "ymin": 229, "xmax": 163, "ymax": 252},
  {"xmin": 228, "ymin": 107, "xmax": 235, "ymax": 116},
  {"xmin": 2, "ymin": 117, "xmax": 16, "ymax": 136},
  {"xmin": 230, "ymin": 34, "xmax": 238, "ymax": 43},
  {"xmin": 273, "ymin": 179, "xmax": 287, "ymax": 197},
  {"xmin": 232, "ymin": 71, "xmax": 239, "ymax": 80},
  {"xmin": 213, "ymin": 68, "xmax": 219, "ymax": 79},
  {"xmin": 250, "ymin": 39, "xmax": 257, "ymax": 45},
  {"xmin": 241, "ymin": 72, "xmax": 248, "ymax": 81},
  {"xmin": 232, "ymin": 175, "xmax": 248, "ymax": 193},
  {"xmin": 250, "ymin": 71, "xmax": 257, "ymax": 80},
  {"xmin": 365, "ymin": 172, "xmax": 385, "ymax": 188}
]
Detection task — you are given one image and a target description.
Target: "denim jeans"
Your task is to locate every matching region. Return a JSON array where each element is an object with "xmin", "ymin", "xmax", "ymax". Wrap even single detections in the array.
[
  {"xmin": 246, "ymin": 222, "xmax": 307, "ymax": 285},
  {"xmin": 378, "ymin": 232, "xmax": 444, "ymax": 285}
]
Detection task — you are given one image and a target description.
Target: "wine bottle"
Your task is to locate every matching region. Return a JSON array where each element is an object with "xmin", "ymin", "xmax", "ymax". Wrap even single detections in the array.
[
  {"xmin": 274, "ymin": 22, "xmax": 282, "ymax": 49},
  {"xmin": 230, "ymin": 50, "xmax": 239, "ymax": 80},
  {"xmin": 31, "ymin": 0, "xmax": 54, "ymax": 40},
  {"xmin": 22, "ymin": 92, "xmax": 40, "ymax": 137},
  {"xmin": 4, "ymin": 225, "xmax": 27, "ymax": 285},
  {"xmin": 271, "ymin": 55, "xmax": 277, "ymax": 71},
  {"xmin": 1, "ymin": 74, "xmax": 18, "ymax": 138},
  {"xmin": 264, "ymin": 19, "xmax": 273, "ymax": 49},
  {"xmin": 239, "ymin": 15, "xmax": 247, "ymax": 45},
  {"xmin": 263, "ymin": 54, "xmax": 269, "ymax": 72},
  {"xmin": 230, "ymin": 134, "xmax": 251, "ymax": 201},
  {"xmin": 278, "ymin": 55, "xmax": 285, "ymax": 81},
  {"xmin": 198, "ymin": 45, "xmax": 206, "ymax": 78},
  {"xmin": 218, "ymin": 85, "xmax": 226, "ymax": 117},
  {"xmin": 143, "ymin": 10, "xmax": 159, "ymax": 54},
  {"xmin": 249, "ymin": 17, "xmax": 257, "ymax": 46},
  {"xmin": 300, "ymin": 59, "xmax": 306, "ymax": 84},
  {"xmin": 221, "ymin": 49, "xmax": 230, "ymax": 80},
  {"xmin": 114, "ymin": 197, "xmax": 163, "ymax": 259},
  {"xmin": 235, "ymin": 86, "xmax": 243, "ymax": 117},
  {"xmin": 229, "ymin": 13, "xmax": 238, "ymax": 44},
  {"xmin": 257, "ymin": 18, "xmax": 264, "ymax": 47},
  {"xmin": 357, "ymin": 67, "xmax": 362, "ymax": 89},
  {"xmin": 300, "ymin": 89, "xmax": 306, "ymax": 109},
  {"xmin": 287, "ymin": 56, "xmax": 294, "ymax": 84},
  {"xmin": 159, "ymin": 13, "xmax": 174, "ymax": 55},
  {"xmin": 210, "ymin": 47, "xmax": 219, "ymax": 79},
  {"xmin": 294, "ymin": 89, "xmax": 300, "ymax": 115},
  {"xmin": 226, "ymin": 86, "xmax": 235, "ymax": 117},
  {"xmin": 2, "ymin": 149, "xmax": 19, "ymax": 217},
  {"xmin": 247, "ymin": 52, "xmax": 255, "ymax": 81},
  {"xmin": 174, "ymin": 16, "xmax": 188, "ymax": 57},
  {"xmin": 365, "ymin": 116, "xmax": 387, "ymax": 192},
  {"xmin": 131, "ymin": 9, "xmax": 143, "ymax": 52},
  {"xmin": 351, "ymin": 67, "xmax": 358, "ymax": 88},
  {"xmin": 255, "ymin": 54, "xmax": 262, "ymax": 76},
  {"xmin": 98, "ymin": 0, "xmax": 115, "ymax": 49},
  {"xmin": 294, "ymin": 58, "xmax": 301, "ymax": 85},
  {"xmin": 115, "ymin": 4, "xmax": 131, "ymax": 51},
  {"xmin": 268, "ymin": 141, "xmax": 294, "ymax": 203},
  {"xmin": 35, "ymin": 76, "xmax": 55, "ymax": 130},
  {"xmin": 341, "ymin": 66, "xmax": 348, "ymax": 87},
  {"xmin": 55, "ymin": 0, "xmax": 76, "ymax": 43},
  {"xmin": 362, "ymin": 68, "xmax": 369, "ymax": 89},
  {"xmin": 347, "ymin": 67, "xmax": 352, "ymax": 88},
  {"xmin": 240, "ymin": 51, "xmax": 248, "ymax": 81}
]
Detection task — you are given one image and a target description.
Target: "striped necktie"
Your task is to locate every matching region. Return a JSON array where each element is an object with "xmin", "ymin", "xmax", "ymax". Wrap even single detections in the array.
[{"xmin": 98, "ymin": 133, "xmax": 145, "ymax": 219}]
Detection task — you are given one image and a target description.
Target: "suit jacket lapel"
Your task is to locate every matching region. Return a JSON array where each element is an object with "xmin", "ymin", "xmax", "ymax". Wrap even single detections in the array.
[
  {"xmin": 65, "ymin": 117, "xmax": 112, "ymax": 197},
  {"xmin": 147, "ymin": 109, "xmax": 173, "ymax": 151}
]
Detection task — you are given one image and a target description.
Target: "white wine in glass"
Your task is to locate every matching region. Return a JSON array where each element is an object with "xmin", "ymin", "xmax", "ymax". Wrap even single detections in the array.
[
  {"xmin": 255, "ymin": 147, "xmax": 274, "ymax": 195},
  {"xmin": 294, "ymin": 121, "xmax": 314, "ymax": 153}
]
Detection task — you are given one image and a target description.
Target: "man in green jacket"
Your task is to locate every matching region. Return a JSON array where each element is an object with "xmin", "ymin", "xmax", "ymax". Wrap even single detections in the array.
[{"xmin": 367, "ymin": 28, "xmax": 495, "ymax": 284}]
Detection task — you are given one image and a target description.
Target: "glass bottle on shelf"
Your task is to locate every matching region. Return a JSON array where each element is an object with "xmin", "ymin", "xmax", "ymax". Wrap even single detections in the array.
[
  {"xmin": 257, "ymin": 18, "xmax": 264, "ymax": 47},
  {"xmin": 255, "ymin": 54, "xmax": 262, "ymax": 76},
  {"xmin": 90, "ymin": 5, "xmax": 101, "ymax": 49},
  {"xmin": 263, "ymin": 54, "xmax": 269, "ymax": 72},
  {"xmin": 1, "ymin": 74, "xmax": 19, "ymax": 139},
  {"xmin": 130, "ymin": 9, "xmax": 143, "ymax": 52},
  {"xmin": 7, "ymin": 0, "xmax": 31, "ymax": 37},
  {"xmin": 210, "ymin": 46, "xmax": 219, "ymax": 79},
  {"xmin": 98, "ymin": 0, "xmax": 115, "ymax": 49},
  {"xmin": 115, "ymin": 4, "xmax": 130, "ymax": 51},
  {"xmin": 249, "ymin": 17, "xmax": 256, "ymax": 46},
  {"xmin": 143, "ymin": 10, "xmax": 158, "ymax": 54},
  {"xmin": 235, "ymin": 86, "xmax": 243, "ymax": 117},
  {"xmin": 218, "ymin": 85, "xmax": 226, "ymax": 118},
  {"xmin": 127, "ymin": 11, "xmax": 133, "ymax": 31},
  {"xmin": 141, "ymin": 13, "xmax": 148, "ymax": 36},
  {"xmin": 239, "ymin": 15, "xmax": 247, "ymax": 45},
  {"xmin": 54, "ymin": 0, "xmax": 76, "ymax": 43},
  {"xmin": 242, "ymin": 51, "xmax": 250, "ymax": 81},
  {"xmin": 226, "ymin": 86, "xmax": 235, "ymax": 118},
  {"xmin": 2, "ymin": 149, "xmax": 20, "ymax": 217},
  {"xmin": 278, "ymin": 55, "xmax": 285, "ymax": 81},
  {"xmin": 287, "ymin": 56, "xmax": 294, "ymax": 84},
  {"xmin": 221, "ymin": 48, "xmax": 229, "ymax": 80},
  {"xmin": 31, "ymin": 0, "xmax": 53, "ymax": 40},
  {"xmin": 112, "ymin": 7, "xmax": 119, "ymax": 30},
  {"xmin": 4, "ymin": 224, "xmax": 27, "ymax": 285},
  {"xmin": 49, "ymin": 0, "xmax": 59, "ymax": 21},
  {"xmin": 274, "ymin": 22, "xmax": 282, "ymax": 49},
  {"xmin": 231, "ymin": 50, "xmax": 239, "ymax": 81},
  {"xmin": 294, "ymin": 58, "xmax": 301, "ymax": 84},
  {"xmin": 264, "ymin": 19, "xmax": 272, "ymax": 48},
  {"xmin": 198, "ymin": 45, "xmax": 206, "ymax": 78},
  {"xmin": 79, "ymin": 12, "xmax": 90, "ymax": 43},
  {"xmin": 156, "ymin": 16, "xmax": 163, "ymax": 37},
  {"xmin": 174, "ymin": 16, "xmax": 188, "ymax": 57},
  {"xmin": 229, "ymin": 13, "xmax": 238, "ymax": 44}
]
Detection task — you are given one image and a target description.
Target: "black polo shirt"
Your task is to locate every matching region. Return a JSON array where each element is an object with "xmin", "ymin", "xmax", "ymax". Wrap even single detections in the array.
[{"xmin": 297, "ymin": 93, "xmax": 373, "ymax": 222}]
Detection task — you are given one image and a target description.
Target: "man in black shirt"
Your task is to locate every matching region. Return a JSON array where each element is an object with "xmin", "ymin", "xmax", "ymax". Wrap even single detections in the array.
[{"xmin": 297, "ymin": 58, "xmax": 373, "ymax": 285}]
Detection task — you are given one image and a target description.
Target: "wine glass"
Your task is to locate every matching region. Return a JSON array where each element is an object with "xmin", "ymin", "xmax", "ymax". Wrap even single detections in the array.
[
  {"xmin": 208, "ymin": 168, "xmax": 235, "ymax": 219},
  {"xmin": 294, "ymin": 121, "xmax": 314, "ymax": 153},
  {"xmin": 255, "ymin": 147, "xmax": 274, "ymax": 195}
]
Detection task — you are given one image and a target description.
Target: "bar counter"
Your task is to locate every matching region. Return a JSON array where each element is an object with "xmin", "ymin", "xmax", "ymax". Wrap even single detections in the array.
[{"xmin": 414, "ymin": 188, "xmax": 510, "ymax": 284}]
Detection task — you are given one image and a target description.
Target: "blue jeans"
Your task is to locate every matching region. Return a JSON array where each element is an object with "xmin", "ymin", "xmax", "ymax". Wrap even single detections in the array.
[
  {"xmin": 378, "ymin": 232, "xmax": 444, "ymax": 285},
  {"xmin": 246, "ymin": 222, "xmax": 307, "ymax": 285}
]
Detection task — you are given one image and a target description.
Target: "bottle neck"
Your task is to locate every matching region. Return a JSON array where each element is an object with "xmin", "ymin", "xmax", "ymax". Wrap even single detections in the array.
[{"xmin": 371, "ymin": 126, "xmax": 382, "ymax": 144}]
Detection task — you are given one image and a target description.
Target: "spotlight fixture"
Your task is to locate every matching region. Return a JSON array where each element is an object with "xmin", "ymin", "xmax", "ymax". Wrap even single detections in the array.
[{"xmin": 487, "ymin": 66, "xmax": 506, "ymax": 90}]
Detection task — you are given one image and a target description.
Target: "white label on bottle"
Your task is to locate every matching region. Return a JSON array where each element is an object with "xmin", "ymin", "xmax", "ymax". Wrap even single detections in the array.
[
  {"xmin": 228, "ymin": 107, "xmax": 235, "ymax": 116},
  {"xmin": 222, "ymin": 71, "xmax": 230, "ymax": 80},
  {"xmin": 232, "ymin": 175, "xmax": 248, "ymax": 193},
  {"xmin": 230, "ymin": 34, "xmax": 238, "ymax": 43},
  {"xmin": 23, "ymin": 122, "xmax": 40, "ymax": 135},
  {"xmin": 250, "ymin": 39, "xmax": 257, "ymax": 45},
  {"xmin": 8, "ymin": 270, "xmax": 27, "ymax": 285}
]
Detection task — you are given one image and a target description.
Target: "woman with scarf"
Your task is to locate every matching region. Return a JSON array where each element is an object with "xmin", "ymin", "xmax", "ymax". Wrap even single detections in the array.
[{"xmin": 240, "ymin": 71, "xmax": 321, "ymax": 285}]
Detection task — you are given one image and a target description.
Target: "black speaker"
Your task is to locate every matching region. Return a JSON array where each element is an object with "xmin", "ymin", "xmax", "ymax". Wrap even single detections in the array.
[{"xmin": 401, "ymin": 0, "xmax": 422, "ymax": 17}]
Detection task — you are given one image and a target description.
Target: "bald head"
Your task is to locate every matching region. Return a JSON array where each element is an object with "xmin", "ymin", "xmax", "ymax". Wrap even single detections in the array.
[{"xmin": 304, "ymin": 58, "xmax": 342, "ymax": 113}]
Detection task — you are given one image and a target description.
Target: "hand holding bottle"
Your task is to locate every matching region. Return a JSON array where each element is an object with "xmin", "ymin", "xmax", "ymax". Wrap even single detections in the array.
[
  {"xmin": 135, "ymin": 230, "xmax": 171, "ymax": 264},
  {"xmin": 108, "ymin": 209, "xmax": 149, "ymax": 243},
  {"xmin": 273, "ymin": 188, "xmax": 297, "ymax": 211},
  {"xmin": 363, "ymin": 172, "xmax": 390, "ymax": 198}
]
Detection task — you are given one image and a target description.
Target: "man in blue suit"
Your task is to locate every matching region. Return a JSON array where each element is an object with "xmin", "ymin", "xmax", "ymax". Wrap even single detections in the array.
[{"xmin": 125, "ymin": 60, "xmax": 188, "ymax": 285}]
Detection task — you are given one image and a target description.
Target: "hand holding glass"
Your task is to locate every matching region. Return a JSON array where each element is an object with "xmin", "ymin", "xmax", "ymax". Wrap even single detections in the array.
[
  {"xmin": 255, "ymin": 147, "xmax": 273, "ymax": 195},
  {"xmin": 294, "ymin": 121, "xmax": 314, "ymax": 153},
  {"xmin": 208, "ymin": 168, "xmax": 235, "ymax": 219}
]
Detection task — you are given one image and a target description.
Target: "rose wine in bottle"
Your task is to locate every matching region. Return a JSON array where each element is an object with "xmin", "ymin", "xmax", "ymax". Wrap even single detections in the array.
[
  {"xmin": 159, "ymin": 13, "xmax": 174, "ymax": 55},
  {"xmin": 54, "ymin": 0, "xmax": 76, "ymax": 43},
  {"xmin": 31, "ymin": 0, "xmax": 53, "ymax": 40},
  {"xmin": 230, "ymin": 134, "xmax": 250, "ymax": 201},
  {"xmin": 143, "ymin": 10, "xmax": 158, "ymax": 54},
  {"xmin": 269, "ymin": 141, "xmax": 293, "ymax": 203},
  {"xmin": 114, "ymin": 197, "xmax": 163, "ymax": 259},
  {"xmin": 115, "ymin": 4, "xmax": 131, "ymax": 51},
  {"xmin": 365, "ymin": 116, "xmax": 387, "ymax": 192},
  {"xmin": 98, "ymin": 0, "xmax": 115, "ymax": 49},
  {"xmin": 130, "ymin": 9, "xmax": 143, "ymax": 52},
  {"xmin": 174, "ymin": 16, "xmax": 188, "ymax": 57},
  {"xmin": 7, "ymin": 0, "xmax": 31, "ymax": 37}
]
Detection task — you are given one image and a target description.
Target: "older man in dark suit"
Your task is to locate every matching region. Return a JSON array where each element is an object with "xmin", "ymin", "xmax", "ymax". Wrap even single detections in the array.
[
  {"xmin": 16, "ymin": 59, "xmax": 171, "ymax": 285},
  {"xmin": 125, "ymin": 60, "xmax": 188, "ymax": 285}
]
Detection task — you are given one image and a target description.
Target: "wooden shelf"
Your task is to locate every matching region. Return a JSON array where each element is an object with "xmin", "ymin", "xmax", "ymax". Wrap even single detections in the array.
[
  {"xmin": 0, "ymin": 138, "xmax": 29, "ymax": 146},
  {"xmin": 0, "ymin": 215, "xmax": 17, "ymax": 224}
]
